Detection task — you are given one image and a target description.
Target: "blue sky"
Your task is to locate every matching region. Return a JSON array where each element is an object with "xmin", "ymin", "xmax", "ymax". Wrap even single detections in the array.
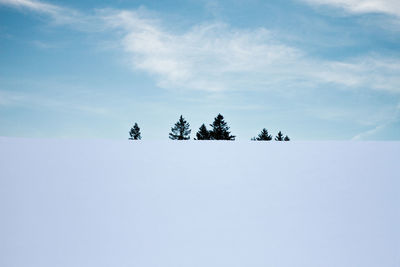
[{"xmin": 0, "ymin": 0, "xmax": 399, "ymax": 140}]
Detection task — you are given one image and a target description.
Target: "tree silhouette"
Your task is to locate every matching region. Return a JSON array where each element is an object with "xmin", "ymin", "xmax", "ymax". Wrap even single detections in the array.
[
  {"xmin": 275, "ymin": 131, "xmax": 284, "ymax": 141},
  {"xmin": 209, "ymin": 114, "xmax": 235, "ymax": 140},
  {"xmin": 284, "ymin": 135, "xmax": 290, "ymax": 141},
  {"xmin": 169, "ymin": 115, "xmax": 191, "ymax": 140},
  {"xmin": 195, "ymin": 124, "xmax": 211, "ymax": 140},
  {"xmin": 129, "ymin": 123, "xmax": 141, "ymax": 140},
  {"xmin": 253, "ymin": 128, "xmax": 272, "ymax": 141}
]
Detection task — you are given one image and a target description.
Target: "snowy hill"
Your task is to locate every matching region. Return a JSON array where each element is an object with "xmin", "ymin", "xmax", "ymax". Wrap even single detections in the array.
[{"xmin": 0, "ymin": 137, "xmax": 399, "ymax": 267}]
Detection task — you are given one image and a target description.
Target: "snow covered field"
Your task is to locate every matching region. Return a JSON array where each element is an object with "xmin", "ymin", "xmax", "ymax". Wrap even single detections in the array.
[{"xmin": 0, "ymin": 137, "xmax": 399, "ymax": 267}]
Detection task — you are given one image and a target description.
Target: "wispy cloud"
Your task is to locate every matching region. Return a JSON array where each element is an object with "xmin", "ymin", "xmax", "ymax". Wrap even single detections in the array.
[
  {"xmin": 311, "ymin": 56, "xmax": 400, "ymax": 92},
  {"xmin": 101, "ymin": 10, "xmax": 302, "ymax": 92},
  {"xmin": 101, "ymin": 9, "xmax": 400, "ymax": 93},
  {"xmin": 0, "ymin": 0, "xmax": 101, "ymax": 31},
  {"xmin": 0, "ymin": 89, "xmax": 109, "ymax": 115},
  {"xmin": 1, "ymin": 0, "xmax": 400, "ymax": 94},
  {"xmin": 351, "ymin": 101, "xmax": 400, "ymax": 140},
  {"xmin": 0, "ymin": 0, "xmax": 79, "ymax": 24},
  {"xmin": 31, "ymin": 40, "xmax": 58, "ymax": 49},
  {"xmin": 0, "ymin": 0, "xmax": 60, "ymax": 13},
  {"xmin": 352, "ymin": 123, "xmax": 386, "ymax": 140},
  {"xmin": 300, "ymin": 0, "xmax": 400, "ymax": 17},
  {"xmin": 351, "ymin": 118, "xmax": 400, "ymax": 140}
]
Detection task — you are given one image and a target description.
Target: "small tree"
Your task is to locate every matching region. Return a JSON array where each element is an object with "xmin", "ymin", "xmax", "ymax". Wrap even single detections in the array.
[
  {"xmin": 284, "ymin": 135, "xmax": 290, "ymax": 141},
  {"xmin": 275, "ymin": 131, "xmax": 283, "ymax": 141},
  {"xmin": 275, "ymin": 131, "xmax": 284, "ymax": 141},
  {"xmin": 196, "ymin": 124, "xmax": 211, "ymax": 140},
  {"xmin": 209, "ymin": 113, "xmax": 235, "ymax": 140},
  {"xmin": 169, "ymin": 115, "xmax": 191, "ymax": 140},
  {"xmin": 129, "ymin": 123, "xmax": 141, "ymax": 140},
  {"xmin": 253, "ymin": 128, "xmax": 272, "ymax": 141}
]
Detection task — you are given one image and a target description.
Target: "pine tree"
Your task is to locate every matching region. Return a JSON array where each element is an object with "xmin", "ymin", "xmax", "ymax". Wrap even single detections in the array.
[
  {"xmin": 169, "ymin": 115, "xmax": 191, "ymax": 140},
  {"xmin": 284, "ymin": 135, "xmax": 290, "ymax": 141},
  {"xmin": 209, "ymin": 114, "xmax": 235, "ymax": 140},
  {"xmin": 129, "ymin": 123, "xmax": 141, "ymax": 140},
  {"xmin": 253, "ymin": 128, "xmax": 272, "ymax": 141},
  {"xmin": 275, "ymin": 131, "xmax": 284, "ymax": 141},
  {"xmin": 195, "ymin": 124, "xmax": 211, "ymax": 140}
]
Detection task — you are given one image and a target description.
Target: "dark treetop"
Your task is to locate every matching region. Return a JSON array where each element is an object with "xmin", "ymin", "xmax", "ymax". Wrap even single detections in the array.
[
  {"xmin": 196, "ymin": 124, "xmax": 211, "ymax": 140},
  {"xmin": 129, "ymin": 123, "xmax": 141, "ymax": 140},
  {"xmin": 209, "ymin": 114, "xmax": 235, "ymax": 140},
  {"xmin": 275, "ymin": 131, "xmax": 290, "ymax": 141},
  {"xmin": 253, "ymin": 128, "xmax": 273, "ymax": 141},
  {"xmin": 169, "ymin": 115, "xmax": 191, "ymax": 140}
]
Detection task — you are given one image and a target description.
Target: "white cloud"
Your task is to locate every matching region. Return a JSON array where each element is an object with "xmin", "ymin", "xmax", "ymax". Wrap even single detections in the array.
[
  {"xmin": 0, "ymin": 0, "xmax": 59, "ymax": 13},
  {"xmin": 100, "ymin": 9, "xmax": 400, "ymax": 93},
  {"xmin": 1, "ymin": 0, "xmax": 400, "ymax": 93},
  {"xmin": 351, "ymin": 100, "xmax": 400, "ymax": 140},
  {"xmin": 301, "ymin": 0, "xmax": 400, "ymax": 17},
  {"xmin": 351, "ymin": 117, "xmax": 400, "ymax": 140},
  {"xmin": 0, "ymin": 0, "xmax": 98, "ymax": 29},
  {"xmin": 311, "ymin": 57, "xmax": 400, "ymax": 92},
  {"xmin": 352, "ymin": 123, "xmax": 385, "ymax": 140},
  {"xmin": 100, "ymin": 10, "xmax": 304, "ymax": 91},
  {"xmin": 31, "ymin": 40, "xmax": 57, "ymax": 49}
]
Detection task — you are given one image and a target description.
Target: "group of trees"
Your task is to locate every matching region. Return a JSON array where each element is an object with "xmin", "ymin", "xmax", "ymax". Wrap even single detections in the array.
[
  {"xmin": 129, "ymin": 113, "xmax": 290, "ymax": 141},
  {"xmin": 167, "ymin": 113, "xmax": 236, "ymax": 140},
  {"xmin": 251, "ymin": 128, "xmax": 290, "ymax": 141}
]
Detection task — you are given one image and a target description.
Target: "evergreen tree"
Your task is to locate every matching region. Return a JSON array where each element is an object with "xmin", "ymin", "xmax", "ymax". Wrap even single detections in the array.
[
  {"xmin": 275, "ymin": 131, "xmax": 284, "ymax": 141},
  {"xmin": 209, "ymin": 113, "xmax": 235, "ymax": 140},
  {"xmin": 253, "ymin": 128, "xmax": 272, "ymax": 141},
  {"xmin": 195, "ymin": 124, "xmax": 211, "ymax": 140},
  {"xmin": 284, "ymin": 135, "xmax": 290, "ymax": 141},
  {"xmin": 169, "ymin": 115, "xmax": 191, "ymax": 140},
  {"xmin": 129, "ymin": 123, "xmax": 141, "ymax": 140}
]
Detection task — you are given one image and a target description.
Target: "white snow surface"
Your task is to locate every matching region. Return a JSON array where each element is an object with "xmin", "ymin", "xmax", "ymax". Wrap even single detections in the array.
[{"xmin": 0, "ymin": 137, "xmax": 399, "ymax": 267}]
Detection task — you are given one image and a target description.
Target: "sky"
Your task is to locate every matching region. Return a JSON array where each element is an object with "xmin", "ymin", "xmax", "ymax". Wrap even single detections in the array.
[{"xmin": 0, "ymin": 0, "xmax": 400, "ymax": 140}]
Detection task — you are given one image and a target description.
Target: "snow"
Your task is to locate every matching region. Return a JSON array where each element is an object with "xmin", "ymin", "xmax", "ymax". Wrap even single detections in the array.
[{"xmin": 0, "ymin": 137, "xmax": 399, "ymax": 267}]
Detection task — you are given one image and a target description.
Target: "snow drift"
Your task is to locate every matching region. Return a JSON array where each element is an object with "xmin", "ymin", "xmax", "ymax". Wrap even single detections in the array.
[{"xmin": 0, "ymin": 137, "xmax": 399, "ymax": 267}]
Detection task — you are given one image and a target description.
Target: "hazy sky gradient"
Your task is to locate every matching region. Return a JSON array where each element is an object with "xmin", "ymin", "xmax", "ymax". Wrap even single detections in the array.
[{"xmin": 1, "ymin": 0, "xmax": 400, "ymax": 140}]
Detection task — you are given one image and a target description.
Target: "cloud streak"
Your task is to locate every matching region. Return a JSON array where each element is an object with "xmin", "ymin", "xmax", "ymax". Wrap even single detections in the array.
[
  {"xmin": 0, "ymin": 0, "xmax": 59, "ymax": 13},
  {"xmin": 0, "ymin": 89, "xmax": 109, "ymax": 115},
  {"xmin": 0, "ymin": 0, "xmax": 101, "ymax": 30},
  {"xmin": 301, "ymin": 0, "xmax": 400, "ymax": 17},
  {"xmin": 101, "ymin": 9, "xmax": 400, "ymax": 93},
  {"xmin": 101, "ymin": 10, "xmax": 303, "ymax": 92},
  {"xmin": 0, "ymin": 0, "xmax": 78, "ymax": 23},
  {"xmin": 1, "ymin": 0, "xmax": 400, "ymax": 94}
]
